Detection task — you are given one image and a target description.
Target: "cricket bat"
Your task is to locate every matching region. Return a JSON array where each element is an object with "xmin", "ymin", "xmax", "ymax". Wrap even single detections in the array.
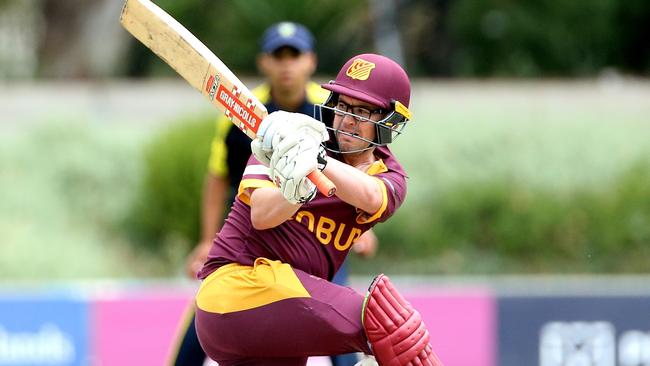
[{"xmin": 120, "ymin": 0, "xmax": 336, "ymax": 196}]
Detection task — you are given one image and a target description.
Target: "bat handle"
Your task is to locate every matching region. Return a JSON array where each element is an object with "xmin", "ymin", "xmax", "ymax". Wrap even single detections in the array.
[{"xmin": 308, "ymin": 170, "xmax": 336, "ymax": 197}]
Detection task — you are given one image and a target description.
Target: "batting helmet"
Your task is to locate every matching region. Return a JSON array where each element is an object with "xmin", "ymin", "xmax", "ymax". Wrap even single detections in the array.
[{"xmin": 316, "ymin": 53, "xmax": 412, "ymax": 153}]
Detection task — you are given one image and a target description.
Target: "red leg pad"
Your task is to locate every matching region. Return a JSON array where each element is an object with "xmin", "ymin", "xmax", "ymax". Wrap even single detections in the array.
[{"xmin": 362, "ymin": 274, "xmax": 444, "ymax": 366}]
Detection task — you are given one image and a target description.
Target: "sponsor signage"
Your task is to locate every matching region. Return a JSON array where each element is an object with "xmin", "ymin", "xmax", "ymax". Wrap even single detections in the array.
[
  {"xmin": 498, "ymin": 295, "xmax": 650, "ymax": 366},
  {"xmin": 0, "ymin": 296, "xmax": 89, "ymax": 366}
]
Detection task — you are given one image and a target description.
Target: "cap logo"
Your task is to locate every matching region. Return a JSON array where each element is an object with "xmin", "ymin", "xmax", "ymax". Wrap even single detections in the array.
[
  {"xmin": 345, "ymin": 58, "xmax": 376, "ymax": 80},
  {"xmin": 278, "ymin": 22, "xmax": 296, "ymax": 38}
]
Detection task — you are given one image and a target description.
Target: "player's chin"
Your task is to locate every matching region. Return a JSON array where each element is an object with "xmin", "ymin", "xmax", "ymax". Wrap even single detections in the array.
[
  {"xmin": 277, "ymin": 76, "xmax": 299, "ymax": 89},
  {"xmin": 336, "ymin": 136, "xmax": 353, "ymax": 148},
  {"xmin": 336, "ymin": 140, "xmax": 363, "ymax": 154}
]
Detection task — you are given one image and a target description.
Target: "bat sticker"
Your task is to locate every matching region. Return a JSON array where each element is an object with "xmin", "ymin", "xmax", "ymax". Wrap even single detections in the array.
[
  {"xmin": 205, "ymin": 74, "xmax": 220, "ymax": 101},
  {"xmin": 216, "ymin": 84, "xmax": 261, "ymax": 131}
]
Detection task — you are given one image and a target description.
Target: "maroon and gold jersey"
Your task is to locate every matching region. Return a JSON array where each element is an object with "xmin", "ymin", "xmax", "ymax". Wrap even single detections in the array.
[{"xmin": 198, "ymin": 146, "xmax": 407, "ymax": 281}]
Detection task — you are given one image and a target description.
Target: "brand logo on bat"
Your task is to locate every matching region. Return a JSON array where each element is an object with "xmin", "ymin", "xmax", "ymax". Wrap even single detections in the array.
[
  {"xmin": 205, "ymin": 74, "xmax": 220, "ymax": 100},
  {"xmin": 217, "ymin": 85, "xmax": 261, "ymax": 131}
]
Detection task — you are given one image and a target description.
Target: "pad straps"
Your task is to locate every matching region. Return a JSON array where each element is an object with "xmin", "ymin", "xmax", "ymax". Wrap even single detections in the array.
[{"xmin": 362, "ymin": 274, "xmax": 444, "ymax": 366}]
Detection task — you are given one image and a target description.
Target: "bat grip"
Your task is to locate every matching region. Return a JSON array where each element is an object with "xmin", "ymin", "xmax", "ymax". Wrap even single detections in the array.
[{"xmin": 308, "ymin": 170, "xmax": 336, "ymax": 197}]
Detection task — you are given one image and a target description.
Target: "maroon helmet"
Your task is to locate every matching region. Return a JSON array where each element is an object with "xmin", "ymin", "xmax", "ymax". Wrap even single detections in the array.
[{"xmin": 316, "ymin": 53, "xmax": 412, "ymax": 153}]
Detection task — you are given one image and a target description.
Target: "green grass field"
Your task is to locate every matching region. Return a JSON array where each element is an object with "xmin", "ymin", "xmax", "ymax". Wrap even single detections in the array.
[{"xmin": 1, "ymin": 80, "xmax": 649, "ymax": 279}]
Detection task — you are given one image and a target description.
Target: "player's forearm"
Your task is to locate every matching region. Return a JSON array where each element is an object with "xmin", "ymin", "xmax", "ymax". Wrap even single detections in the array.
[
  {"xmin": 250, "ymin": 187, "xmax": 301, "ymax": 229},
  {"xmin": 322, "ymin": 158, "xmax": 383, "ymax": 214},
  {"xmin": 200, "ymin": 174, "xmax": 228, "ymax": 242}
]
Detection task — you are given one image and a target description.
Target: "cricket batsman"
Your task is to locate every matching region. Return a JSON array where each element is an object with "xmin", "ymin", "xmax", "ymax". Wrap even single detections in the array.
[{"xmin": 194, "ymin": 53, "xmax": 443, "ymax": 366}]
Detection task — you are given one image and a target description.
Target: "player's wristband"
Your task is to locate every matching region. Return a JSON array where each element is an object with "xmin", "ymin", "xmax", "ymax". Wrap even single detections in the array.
[{"xmin": 317, "ymin": 145, "xmax": 328, "ymax": 171}]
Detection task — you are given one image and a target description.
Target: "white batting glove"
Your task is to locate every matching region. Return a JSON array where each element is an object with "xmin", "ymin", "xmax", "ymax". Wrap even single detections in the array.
[
  {"xmin": 250, "ymin": 138, "xmax": 272, "ymax": 166},
  {"xmin": 269, "ymin": 130, "xmax": 322, "ymax": 204},
  {"xmin": 251, "ymin": 111, "xmax": 328, "ymax": 167}
]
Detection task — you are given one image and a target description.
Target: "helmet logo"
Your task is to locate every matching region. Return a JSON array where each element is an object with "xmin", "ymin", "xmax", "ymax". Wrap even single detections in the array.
[
  {"xmin": 345, "ymin": 58, "xmax": 376, "ymax": 80},
  {"xmin": 277, "ymin": 22, "xmax": 297, "ymax": 38}
]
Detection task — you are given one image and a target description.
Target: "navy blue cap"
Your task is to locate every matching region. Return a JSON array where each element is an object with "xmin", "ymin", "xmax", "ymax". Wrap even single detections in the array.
[{"xmin": 261, "ymin": 22, "xmax": 314, "ymax": 53}]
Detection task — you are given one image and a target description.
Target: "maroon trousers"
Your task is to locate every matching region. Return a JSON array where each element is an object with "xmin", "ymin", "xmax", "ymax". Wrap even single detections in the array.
[{"xmin": 196, "ymin": 264, "xmax": 371, "ymax": 366}]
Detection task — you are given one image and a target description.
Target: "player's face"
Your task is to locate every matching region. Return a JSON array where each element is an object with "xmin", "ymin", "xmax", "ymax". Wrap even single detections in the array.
[
  {"xmin": 258, "ymin": 47, "xmax": 316, "ymax": 93},
  {"xmin": 332, "ymin": 95, "xmax": 383, "ymax": 153}
]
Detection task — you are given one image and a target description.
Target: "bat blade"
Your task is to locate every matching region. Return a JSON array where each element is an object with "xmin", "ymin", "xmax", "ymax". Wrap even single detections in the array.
[
  {"xmin": 120, "ymin": 0, "xmax": 264, "ymax": 138},
  {"xmin": 120, "ymin": 0, "xmax": 335, "ymax": 196}
]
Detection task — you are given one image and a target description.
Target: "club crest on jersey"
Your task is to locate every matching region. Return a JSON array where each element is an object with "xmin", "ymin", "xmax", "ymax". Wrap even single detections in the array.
[
  {"xmin": 205, "ymin": 74, "xmax": 220, "ymax": 101},
  {"xmin": 346, "ymin": 58, "xmax": 376, "ymax": 80}
]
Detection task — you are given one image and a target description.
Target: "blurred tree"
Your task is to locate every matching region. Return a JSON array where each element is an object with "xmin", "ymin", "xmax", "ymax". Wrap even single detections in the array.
[
  {"xmin": 370, "ymin": 0, "xmax": 405, "ymax": 66},
  {"xmin": 613, "ymin": 0, "xmax": 650, "ymax": 74},
  {"xmin": 447, "ymin": 0, "xmax": 618, "ymax": 77},
  {"xmin": 398, "ymin": 0, "xmax": 452, "ymax": 76},
  {"xmin": 21, "ymin": 0, "xmax": 650, "ymax": 78},
  {"xmin": 125, "ymin": 0, "xmax": 371, "ymax": 77},
  {"xmin": 123, "ymin": 116, "xmax": 214, "ymax": 254},
  {"xmin": 38, "ymin": 0, "xmax": 129, "ymax": 78},
  {"xmin": 38, "ymin": 0, "xmax": 97, "ymax": 77},
  {"xmin": 0, "ymin": 0, "xmax": 40, "ymax": 79}
]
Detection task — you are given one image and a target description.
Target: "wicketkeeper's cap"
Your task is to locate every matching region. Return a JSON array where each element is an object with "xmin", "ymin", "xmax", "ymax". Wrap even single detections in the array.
[
  {"xmin": 261, "ymin": 22, "xmax": 314, "ymax": 53},
  {"xmin": 322, "ymin": 53, "xmax": 411, "ymax": 110}
]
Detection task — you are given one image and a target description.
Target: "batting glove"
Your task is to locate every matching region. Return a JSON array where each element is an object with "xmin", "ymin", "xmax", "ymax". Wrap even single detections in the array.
[
  {"xmin": 252, "ymin": 111, "xmax": 328, "ymax": 166},
  {"xmin": 317, "ymin": 144, "xmax": 328, "ymax": 172},
  {"xmin": 251, "ymin": 138, "xmax": 272, "ymax": 166},
  {"xmin": 270, "ymin": 130, "xmax": 322, "ymax": 204}
]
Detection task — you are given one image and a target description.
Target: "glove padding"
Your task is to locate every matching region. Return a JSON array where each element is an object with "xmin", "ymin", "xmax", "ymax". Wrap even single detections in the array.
[
  {"xmin": 251, "ymin": 111, "xmax": 328, "ymax": 167},
  {"xmin": 250, "ymin": 138, "xmax": 273, "ymax": 166},
  {"xmin": 269, "ymin": 129, "xmax": 324, "ymax": 204}
]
